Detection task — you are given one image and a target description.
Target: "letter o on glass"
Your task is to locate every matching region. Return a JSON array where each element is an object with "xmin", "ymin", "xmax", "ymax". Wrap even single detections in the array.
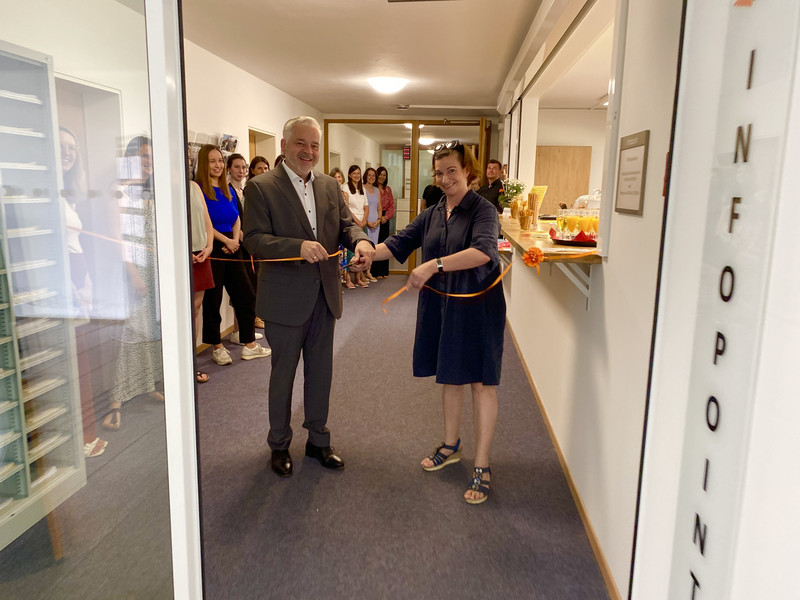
[
  {"xmin": 720, "ymin": 266, "xmax": 735, "ymax": 302},
  {"xmin": 706, "ymin": 396, "xmax": 720, "ymax": 432}
]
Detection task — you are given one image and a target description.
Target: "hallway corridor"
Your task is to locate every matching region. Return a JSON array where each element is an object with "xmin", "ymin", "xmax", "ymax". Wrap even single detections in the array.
[{"xmin": 195, "ymin": 276, "xmax": 608, "ymax": 599}]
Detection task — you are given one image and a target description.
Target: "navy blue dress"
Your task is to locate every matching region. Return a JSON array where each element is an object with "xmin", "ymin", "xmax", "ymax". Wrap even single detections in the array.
[{"xmin": 384, "ymin": 190, "xmax": 506, "ymax": 385}]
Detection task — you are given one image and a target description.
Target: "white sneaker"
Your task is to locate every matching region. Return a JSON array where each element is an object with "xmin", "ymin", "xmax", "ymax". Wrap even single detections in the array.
[
  {"xmin": 230, "ymin": 331, "xmax": 264, "ymax": 345},
  {"xmin": 212, "ymin": 346, "xmax": 232, "ymax": 365},
  {"xmin": 241, "ymin": 343, "xmax": 271, "ymax": 360}
]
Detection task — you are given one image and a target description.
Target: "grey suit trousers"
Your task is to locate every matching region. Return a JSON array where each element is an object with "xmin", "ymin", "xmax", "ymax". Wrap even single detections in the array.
[{"xmin": 263, "ymin": 288, "xmax": 334, "ymax": 450}]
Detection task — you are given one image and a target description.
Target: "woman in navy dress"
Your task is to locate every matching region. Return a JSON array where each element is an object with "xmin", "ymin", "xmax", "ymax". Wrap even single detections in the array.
[{"xmin": 369, "ymin": 141, "xmax": 505, "ymax": 504}]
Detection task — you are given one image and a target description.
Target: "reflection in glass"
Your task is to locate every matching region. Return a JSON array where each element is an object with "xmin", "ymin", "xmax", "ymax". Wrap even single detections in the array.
[{"xmin": 0, "ymin": 1, "xmax": 173, "ymax": 597}]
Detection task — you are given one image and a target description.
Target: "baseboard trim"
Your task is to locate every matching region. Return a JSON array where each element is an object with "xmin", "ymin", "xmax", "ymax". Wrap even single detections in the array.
[
  {"xmin": 195, "ymin": 325, "xmax": 235, "ymax": 354},
  {"xmin": 508, "ymin": 322, "xmax": 622, "ymax": 600}
]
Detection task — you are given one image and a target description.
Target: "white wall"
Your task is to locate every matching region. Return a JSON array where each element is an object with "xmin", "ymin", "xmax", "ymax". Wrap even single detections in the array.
[
  {"xmin": 327, "ymin": 123, "xmax": 381, "ymax": 173},
  {"xmin": 184, "ymin": 40, "xmax": 323, "ymax": 163},
  {"xmin": 502, "ymin": 0, "xmax": 683, "ymax": 596},
  {"xmin": 183, "ymin": 40, "xmax": 324, "ymax": 338},
  {"xmin": 537, "ymin": 109, "xmax": 608, "ymax": 192}
]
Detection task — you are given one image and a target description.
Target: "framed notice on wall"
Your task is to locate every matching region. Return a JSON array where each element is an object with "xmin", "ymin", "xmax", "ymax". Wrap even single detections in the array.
[{"xmin": 615, "ymin": 130, "xmax": 650, "ymax": 214}]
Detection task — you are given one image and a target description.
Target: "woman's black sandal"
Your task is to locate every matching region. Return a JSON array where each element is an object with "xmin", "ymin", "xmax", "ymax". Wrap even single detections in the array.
[
  {"xmin": 465, "ymin": 466, "xmax": 492, "ymax": 504},
  {"xmin": 422, "ymin": 438, "xmax": 461, "ymax": 472}
]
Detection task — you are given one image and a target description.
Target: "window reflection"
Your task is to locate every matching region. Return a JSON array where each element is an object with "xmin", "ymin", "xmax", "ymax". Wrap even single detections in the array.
[{"xmin": 0, "ymin": 2, "xmax": 173, "ymax": 597}]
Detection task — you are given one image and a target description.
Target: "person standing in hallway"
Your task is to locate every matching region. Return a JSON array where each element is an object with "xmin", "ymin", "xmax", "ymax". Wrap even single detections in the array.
[
  {"xmin": 197, "ymin": 145, "xmax": 270, "ymax": 365},
  {"xmin": 345, "ymin": 165, "xmax": 370, "ymax": 288},
  {"xmin": 362, "ymin": 167, "xmax": 381, "ymax": 282},
  {"xmin": 372, "ymin": 166, "xmax": 395, "ymax": 279},
  {"xmin": 367, "ymin": 141, "xmax": 505, "ymax": 504},
  {"xmin": 249, "ymin": 155, "xmax": 270, "ymax": 179},
  {"xmin": 244, "ymin": 116, "xmax": 375, "ymax": 478},
  {"xmin": 476, "ymin": 159, "xmax": 504, "ymax": 214},
  {"xmin": 227, "ymin": 153, "xmax": 266, "ymax": 346}
]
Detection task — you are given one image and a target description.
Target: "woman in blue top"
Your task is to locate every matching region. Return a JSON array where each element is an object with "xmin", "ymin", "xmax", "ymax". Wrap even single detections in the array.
[
  {"xmin": 196, "ymin": 145, "xmax": 270, "ymax": 365},
  {"xmin": 369, "ymin": 141, "xmax": 505, "ymax": 505}
]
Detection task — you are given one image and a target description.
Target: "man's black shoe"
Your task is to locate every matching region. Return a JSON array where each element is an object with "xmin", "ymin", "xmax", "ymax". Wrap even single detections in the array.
[
  {"xmin": 270, "ymin": 449, "xmax": 293, "ymax": 477},
  {"xmin": 305, "ymin": 442, "xmax": 344, "ymax": 470}
]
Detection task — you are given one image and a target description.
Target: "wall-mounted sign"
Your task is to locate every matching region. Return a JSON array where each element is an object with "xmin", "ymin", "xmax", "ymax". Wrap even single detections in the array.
[
  {"xmin": 614, "ymin": 130, "xmax": 649, "ymax": 215},
  {"xmin": 668, "ymin": 3, "xmax": 799, "ymax": 599},
  {"xmin": 402, "ymin": 146, "xmax": 411, "ymax": 160}
]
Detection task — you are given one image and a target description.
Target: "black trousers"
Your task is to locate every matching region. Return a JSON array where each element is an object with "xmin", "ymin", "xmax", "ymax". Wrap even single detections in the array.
[
  {"xmin": 372, "ymin": 220, "xmax": 391, "ymax": 277},
  {"xmin": 201, "ymin": 234, "xmax": 256, "ymax": 345},
  {"xmin": 263, "ymin": 289, "xmax": 334, "ymax": 450}
]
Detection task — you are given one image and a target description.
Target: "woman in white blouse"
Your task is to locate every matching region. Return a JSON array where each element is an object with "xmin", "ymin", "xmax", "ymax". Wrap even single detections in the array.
[{"xmin": 345, "ymin": 165, "xmax": 369, "ymax": 287}]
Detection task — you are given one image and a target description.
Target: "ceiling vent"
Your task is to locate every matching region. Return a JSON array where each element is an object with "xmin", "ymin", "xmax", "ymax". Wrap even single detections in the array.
[{"xmin": 396, "ymin": 104, "xmax": 410, "ymax": 111}]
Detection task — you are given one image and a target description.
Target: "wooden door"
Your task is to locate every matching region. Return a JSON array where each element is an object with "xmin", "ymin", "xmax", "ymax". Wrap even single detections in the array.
[{"xmin": 534, "ymin": 146, "xmax": 592, "ymax": 215}]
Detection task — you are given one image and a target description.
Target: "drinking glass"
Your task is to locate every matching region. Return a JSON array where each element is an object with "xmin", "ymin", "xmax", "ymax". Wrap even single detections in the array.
[
  {"xmin": 590, "ymin": 209, "xmax": 600, "ymax": 239},
  {"xmin": 565, "ymin": 210, "xmax": 579, "ymax": 239},
  {"xmin": 556, "ymin": 209, "xmax": 568, "ymax": 238}
]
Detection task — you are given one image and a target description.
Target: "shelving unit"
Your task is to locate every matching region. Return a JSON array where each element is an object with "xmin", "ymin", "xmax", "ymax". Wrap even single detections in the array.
[{"xmin": 0, "ymin": 40, "xmax": 86, "ymax": 552}]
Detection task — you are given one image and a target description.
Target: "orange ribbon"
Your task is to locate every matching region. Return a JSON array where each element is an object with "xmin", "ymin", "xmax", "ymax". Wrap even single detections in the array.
[
  {"xmin": 381, "ymin": 247, "xmax": 597, "ymax": 312},
  {"xmin": 523, "ymin": 246, "xmax": 597, "ymax": 274},
  {"xmin": 381, "ymin": 261, "xmax": 513, "ymax": 313},
  {"xmin": 68, "ymin": 226, "xmax": 339, "ymax": 266}
]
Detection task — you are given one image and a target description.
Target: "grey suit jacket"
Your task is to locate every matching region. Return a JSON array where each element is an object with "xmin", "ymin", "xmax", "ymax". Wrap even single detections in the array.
[{"xmin": 243, "ymin": 166, "xmax": 369, "ymax": 326}]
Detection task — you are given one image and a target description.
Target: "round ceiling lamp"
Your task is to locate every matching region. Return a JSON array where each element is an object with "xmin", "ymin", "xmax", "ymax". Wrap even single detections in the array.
[{"xmin": 367, "ymin": 77, "xmax": 409, "ymax": 94}]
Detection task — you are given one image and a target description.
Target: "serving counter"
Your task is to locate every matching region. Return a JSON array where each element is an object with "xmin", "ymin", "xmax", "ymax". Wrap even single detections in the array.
[{"xmin": 499, "ymin": 216, "xmax": 601, "ymax": 299}]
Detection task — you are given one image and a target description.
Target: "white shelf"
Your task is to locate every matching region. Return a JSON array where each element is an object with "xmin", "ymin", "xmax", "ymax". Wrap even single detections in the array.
[
  {"xmin": 0, "ymin": 90, "xmax": 43, "ymax": 105},
  {"xmin": 25, "ymin": 405, "xmax": 67, "ymax": 431},
  {"xmin": 0, "ymin": 401, "xmax": 16, "ymax": 416},
  {"xmin": 22, "ymin": 377, "xmax": 66, "ymax": 402},
  {"xmin": 0, "ymin": 126, "xmax": 45, "ymax": 138},
  {"xmin": 16, "ymin": 318, "xmax": 59, "ymax": 339},
  {"xmin": 0, "ymin": 462, "xmax": 24, "ymax": 485},
  {"xmin": 27, "ymin": 433, "xmax": 69, "ymax": 463},
  {"xmin": 0, "ymin": 368, "xmax": 14, "ymax": 380},
  {"xmin": 5, "ymin": 227, "xmax": 54, "ymax": 239},
  {"xmin": 12, "ymin": 288, "xmax": 58, "ymax": 307},
  {"xmin": 0, "ymin": 163, "xmax": 47, "ymax": 171},
  {"xmin": 8, "ymin": 259, "xmax": 56, "ymax": 273},
  {"xmin": 1, "ymin": 196, "xmax": 51, "ymax": 205},
  {"xmin": 0, "ymin": 431, "xmax": 21, "ymax": 449},
  {"xmin": 19, "ymin": 347, "xmax": 63, "ymax": 371}
]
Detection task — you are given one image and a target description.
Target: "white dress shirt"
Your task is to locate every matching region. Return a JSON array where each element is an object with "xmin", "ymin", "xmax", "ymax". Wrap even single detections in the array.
[{"xmin": 282, "ymin": 162, "xmax": 317, "ymax": 238}]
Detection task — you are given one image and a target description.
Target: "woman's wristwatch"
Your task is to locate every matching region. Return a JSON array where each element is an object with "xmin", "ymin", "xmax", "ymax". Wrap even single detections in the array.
[{"xmin": 435, "ymin": 257, "xmax": 444, "ymax": 273}]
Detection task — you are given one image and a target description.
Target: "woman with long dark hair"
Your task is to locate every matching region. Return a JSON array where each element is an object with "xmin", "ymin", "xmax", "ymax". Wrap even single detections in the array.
[
  {"xmin": 373, "ymin": 166, "xmax": 395, "ymax": 278},
  {"xmin": 249, "ymin": 155, "xmax": 270, "ymax": 178},
  {"xmin": 196, "ymin": 144, "xmax": 270, "ymax": 365},
  {"xmin": 345, "ymin": 165, "xmax": 369, "ymax": 287},
  {"xmin": 330, "ymin": 167, "xmax": 355, "ymax": 289}
]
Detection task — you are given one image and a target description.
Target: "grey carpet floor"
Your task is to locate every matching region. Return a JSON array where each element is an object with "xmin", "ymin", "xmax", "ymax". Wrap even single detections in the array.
[
  {"xmin": 0, "ymin": 386, "xmax": 174, "ymax": 599},
  {"xmin": 196, "ymin": 276, "xmax": 609, "ymax": 600}
]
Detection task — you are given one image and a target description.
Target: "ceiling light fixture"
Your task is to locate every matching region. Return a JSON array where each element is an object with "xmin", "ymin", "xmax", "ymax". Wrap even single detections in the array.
[
  {"xmin": 368, "ymin": 77, "xmax": 408, "ymax": 94},
  {"xmin": 418, "ymin": 137, "xmax": 435, "ymax": 146},
  {"xmin": 404, "ymin": 123, "xmax": 424, "ymax": 129}
]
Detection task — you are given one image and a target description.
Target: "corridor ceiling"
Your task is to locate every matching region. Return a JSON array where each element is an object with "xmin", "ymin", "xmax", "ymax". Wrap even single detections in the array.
[{"xmin": 181, "ymin": 0, "xmax": 545, "ymax": 117}]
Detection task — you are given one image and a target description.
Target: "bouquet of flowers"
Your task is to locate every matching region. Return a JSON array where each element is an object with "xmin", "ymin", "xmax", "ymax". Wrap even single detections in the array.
[{"xmin": 498, "ymin": 178, "xmax": 526, "ymax": 209}]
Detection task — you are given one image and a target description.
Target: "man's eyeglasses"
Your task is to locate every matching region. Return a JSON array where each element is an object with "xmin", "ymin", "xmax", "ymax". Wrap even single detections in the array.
[{"xmin": 432, "ymin": 140, "xmax": 464, "ymax": 152}]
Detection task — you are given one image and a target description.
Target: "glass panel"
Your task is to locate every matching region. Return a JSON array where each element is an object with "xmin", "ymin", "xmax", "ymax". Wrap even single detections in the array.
[{"xmin": 0, "ymin": 1, "xmax": 173, "ymax": 598}]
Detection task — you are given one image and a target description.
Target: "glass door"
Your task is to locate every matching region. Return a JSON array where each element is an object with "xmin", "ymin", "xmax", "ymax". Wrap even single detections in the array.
[{"xmin": 0, "ymin": 1, "xmax": 185, "ymax": 597}]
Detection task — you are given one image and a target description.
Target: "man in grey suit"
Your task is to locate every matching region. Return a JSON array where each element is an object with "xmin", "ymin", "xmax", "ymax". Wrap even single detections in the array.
[{"xmin": 244, "ymin": 116, "xmax": 374, "ymax": 477}]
